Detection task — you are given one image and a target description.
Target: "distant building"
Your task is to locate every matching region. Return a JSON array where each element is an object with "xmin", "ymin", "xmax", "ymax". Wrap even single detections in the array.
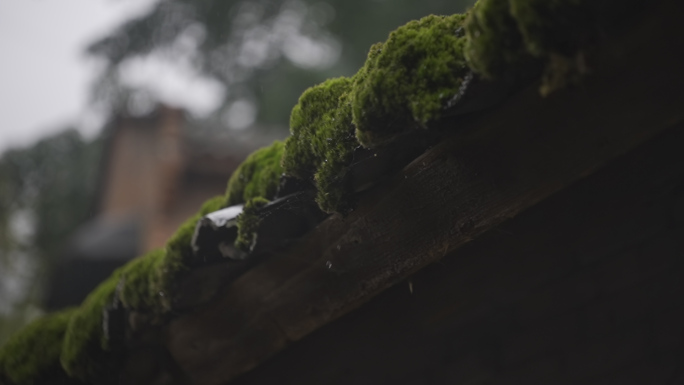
[{"xmin": 44, "ymin": 105, "xmax": 284, "ymax": 309}]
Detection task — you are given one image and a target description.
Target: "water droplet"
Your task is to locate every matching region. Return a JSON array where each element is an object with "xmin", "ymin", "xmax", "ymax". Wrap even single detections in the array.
[{"xmin": 325, "ymin": 261, "xmax": 333, "ymax": 269}]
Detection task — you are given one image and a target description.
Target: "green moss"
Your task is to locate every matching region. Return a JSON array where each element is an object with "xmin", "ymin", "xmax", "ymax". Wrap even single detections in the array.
[
  {"xmin": 312, "ymin": 91, "xmax": 355, "ymax": 213},
  {"xmin": 225, "ymin": 141, "xmax": 285, "ymax": 207},
  {"xmin": 282, "ymin": 77, "xmax": 357, "ymax": 213},
  {"xmin": 464, "ymin": 0, "xmax": 531, "ymax": 79},
  {"xmin": 0, "ymin": 309, "xmax": 81, "ymax": 385},
  {"xmin": 118, "ymin": 249, "xmax": 166, "ymax": 312},
  {"xmin": 352, "ymin": 14, "xmax": 470, "ymax": 147},
  {"xmin": 234, "ymin": 197, "xmax": 270, "ymax": 252},
  {"xmin": 165, "ymin": 215, "xmax": 198, "ymax": 270},
  {"xmin": 169, "ymin": 197, "xmax": 225, "ymax": 262},
  {"xmin": 508, "ymin": 0, "xmax": 596, "ymax": 95},
  {"xmin": 509, "ymin": 0, "xmax": 591, "ymax": 57},
  {"xmin": 282, "ymin": 77, "xmax": 353, "ymax": 179},
  {"xmin": 465, "ymin": 0, "xmax": 640, "ymax": 94},
  {"xmin": 281, "ymin": 14, "xmax": 476, "ymax": 211},
  {"xmin": 41, "ymin": 195, "xmax": 226, "ymax": 383},
  {"xmin": 46, "ymin": 194, "xmax": 226, "ymax": 382},
  {"xmin": 199, "ymin": 194, "xmax": 229, "ymax": 216},
  {"xmin": 61, "ymin": 273, "xmax": 121, "ymax": 381},
  {"xmin": 158, "ymin": 195, "xmax": 226, "ymax": 307}
]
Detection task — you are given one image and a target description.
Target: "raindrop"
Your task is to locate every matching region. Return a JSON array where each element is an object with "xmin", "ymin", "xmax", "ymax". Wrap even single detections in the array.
[{"xmin": 326, "ymin": 261, "xmax": 333, "ymax": 269}]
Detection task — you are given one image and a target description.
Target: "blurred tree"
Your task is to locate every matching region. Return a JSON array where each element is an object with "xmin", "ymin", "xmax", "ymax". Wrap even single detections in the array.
[
  {"xmin": 0, "ymin": 130, "xmax": 101, "ymax": 344},
  {"xmin": 86, "ymin": 0, "xmax": 474, "ymax": 129}
]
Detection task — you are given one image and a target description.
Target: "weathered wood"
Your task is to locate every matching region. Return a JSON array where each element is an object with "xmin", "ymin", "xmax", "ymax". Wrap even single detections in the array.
[{"xmin": 163, "ymin": 1, "xmax": 684, "ymax": 383}]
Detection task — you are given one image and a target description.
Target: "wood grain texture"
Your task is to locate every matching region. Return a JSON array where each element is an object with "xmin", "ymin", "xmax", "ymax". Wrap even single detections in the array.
[{"xmin": 163, "ymin": 1, "xmax": 684, "ymax": 383}]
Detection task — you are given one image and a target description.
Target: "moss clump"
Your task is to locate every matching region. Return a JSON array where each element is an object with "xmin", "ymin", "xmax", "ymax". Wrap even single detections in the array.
[
  {"xmin": 352, "ymin": 14, "xmax": 469, "ymax": 147},
  {"xmin": 465, "ymin": 0, "xmax": 647, "ymax": 94},
  {"xmin": 160, "ymin": 195, "xmax": 226, "ymax": 305},
  {"xmin": 509, "ymin": 0, "xmax": 592, "ymax": 57},
  {"xmin": 510, "ymin": 0, "xmax": 595, "ymax": 95},
  {"xmin": 58, "ymin": 196, "xmax": 225, "ymax": 382},
  {"xmin": 464, "ymin": 0, "xmax": 530, "ymax": 80},
  {"xmin": 118, "ymin": 248, "xmax": 166, "ymax": 312},
  {"xmin": 4, "ymin": 194, "xmax": 226, "ymax": 384},
  {"xmin": 282, "ymin": 77, "xmax": 357, "ymax": 213},
  {"xmin": 60, "ymin": 273, "xmax": 121, "ymax": 381},
  {"xmin": 225, "ymin": 141, "xmax": 285, "ymax": 207},
  {"xmin": 234, "ymin": 197, "xmax": 270, "ymax": 252},
  {"xmin": 0, "ymin": 309, "xmax": 81, "ymax": 385}
]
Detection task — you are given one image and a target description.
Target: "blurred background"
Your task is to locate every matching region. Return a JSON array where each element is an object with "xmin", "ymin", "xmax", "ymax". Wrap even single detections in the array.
[{"xmin": 0, "ymin": 0, "xmax": 474, "ymax": 344}]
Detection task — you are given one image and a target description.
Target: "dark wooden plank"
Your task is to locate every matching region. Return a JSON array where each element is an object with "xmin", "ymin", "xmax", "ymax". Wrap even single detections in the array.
[{"xmin": 163, "ymin": 1, "xmax": 684, "ymax": 383}]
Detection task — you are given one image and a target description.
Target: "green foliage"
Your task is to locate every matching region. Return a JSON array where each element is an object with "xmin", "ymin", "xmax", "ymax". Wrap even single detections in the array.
[
  {"xmin": 225, "ymin": 141, "xmax": 285, "ymax": 207},
  {"xmin": 0, "ymin": 163, "xmax": 15, "ymax": 256},
  {"xmin": 60, "ymin": 273, "xmax": 121, "ymax": 381},
  {"xmin": 352, "ymin": 14, "xmax": 470, "ymax": 147},
  {"xmin": 0, "ymin": 129, "xmax": 101, "ymax": 348},
  {"xmin": 235, "ymin": 197, "xmax": 270, "ymax": 252},
  {"xmin": 0, "ymin": 309, "xmax": 81, "ymax": 385},
  {"xmin": 282, "ymin": 77, "xmax": 357, "ymax": 212},
  {"xmin": 0, "ymin": 130, "xmax": 101, "ymax": 260}
]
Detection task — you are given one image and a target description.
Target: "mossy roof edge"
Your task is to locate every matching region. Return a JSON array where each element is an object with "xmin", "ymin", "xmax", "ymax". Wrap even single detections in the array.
[{"xmin": 0, "ymin": 0, "xmax": 650, "ymax": 381}]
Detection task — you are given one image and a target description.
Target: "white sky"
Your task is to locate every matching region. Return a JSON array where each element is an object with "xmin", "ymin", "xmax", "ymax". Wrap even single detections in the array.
[{"xmin": 0, "ymin": 0, "xmax": 161, "ymax": 153}]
